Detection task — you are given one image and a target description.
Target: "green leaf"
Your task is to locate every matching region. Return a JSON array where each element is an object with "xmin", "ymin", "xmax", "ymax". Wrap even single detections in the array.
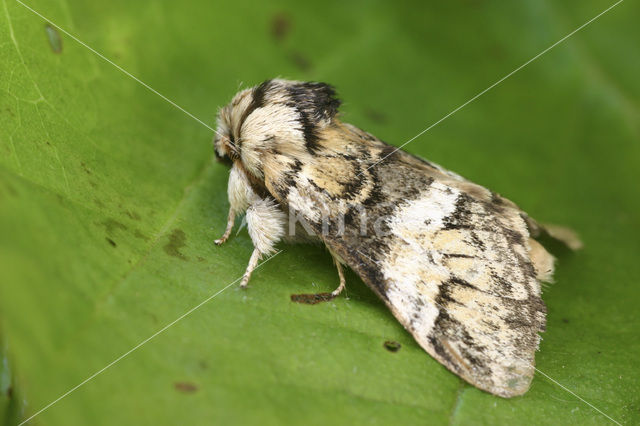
[{"xmin": 1, "ymin": 0, "xmax": 639, "ymax": 424}]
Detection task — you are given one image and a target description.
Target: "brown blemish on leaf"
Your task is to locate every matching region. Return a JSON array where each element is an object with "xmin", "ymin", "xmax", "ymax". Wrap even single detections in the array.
[
  {"xmin": 270, "ymin": 13, "xmax": 291, "ymax": 42},
  {"xmin": 101, "ymin": 219, "xmax": 127, "ymax": 234},
  {"xmin": 45, "ymin": 24, "xmax": 62, "ymax": 53},
  {"xmin": 124, "ymin": 210, "xmax": 141, "ymax": 221},
  {"xmin": 364, "ymin": 109, "xmax": 387, "ymax": 124},
  {"xmin": 2, "ymin": 182, "xmax": 18, "ymax": 197},
  {"xmin": 164, "ymin": 229, "xmax": 188, "ymax": 260},
  {"xmin": 106, "ymin": 238, "xmax": 117, "ymax": 247},
  {"xmin": 290, "ymin": 51, "xmax": 312, "ymax": 72},
  {"xmin": 174, "ymin": 382, "xmax": 198, "ymax": 393},
  {"xmin": 383, "ymin": 341, "xmax": 402, "ymax": 353},
  {"xmin": 80, "ymin": 162, "xmax": 92, "ymax": 175},
  {"xmin": 290, "ymin": 292, "xmax": 336, "ymax": 304},
  {"xmin": 133, "ymin": 229, "xmax": 149, "ymax": 241}
]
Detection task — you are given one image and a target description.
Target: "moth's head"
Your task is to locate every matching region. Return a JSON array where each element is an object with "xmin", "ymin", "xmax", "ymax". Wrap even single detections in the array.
[{"xmin": 214, "ymin": 79, "xmax": 341, "ymax": 177}]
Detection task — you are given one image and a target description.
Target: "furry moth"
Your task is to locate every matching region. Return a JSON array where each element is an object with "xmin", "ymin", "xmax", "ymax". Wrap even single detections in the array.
[{"xmin": 213, "ymin": 79, "xmax": 580, "ymax": 397}]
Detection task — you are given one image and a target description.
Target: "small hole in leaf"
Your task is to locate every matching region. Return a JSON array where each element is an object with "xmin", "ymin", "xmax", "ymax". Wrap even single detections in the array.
[{"xmin": 383, "ymin": 340, "xmax": 401, "ymax": 353}]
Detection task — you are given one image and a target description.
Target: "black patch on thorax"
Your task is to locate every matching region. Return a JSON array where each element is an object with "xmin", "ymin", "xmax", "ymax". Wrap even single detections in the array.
[{"xmin": 238, "ymin": 79, "xmax": 273, "ymax": 135}]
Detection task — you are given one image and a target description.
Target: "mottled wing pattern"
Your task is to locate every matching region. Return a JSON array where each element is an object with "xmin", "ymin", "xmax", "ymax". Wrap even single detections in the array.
[{"xmin": 265, "ymin": 123, "xmax": 546, "ymax": 397}]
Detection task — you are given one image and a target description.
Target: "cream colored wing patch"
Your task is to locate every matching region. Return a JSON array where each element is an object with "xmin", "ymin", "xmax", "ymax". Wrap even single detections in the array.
[{"xmin": 380, "ymin": 181, "xmax": 545, "ymax": 397}]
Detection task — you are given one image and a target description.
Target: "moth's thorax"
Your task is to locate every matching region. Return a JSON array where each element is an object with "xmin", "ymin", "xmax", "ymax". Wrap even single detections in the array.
[{"xmin": 214, "ymin": 79, "xmax": 341, "ymax": 181}]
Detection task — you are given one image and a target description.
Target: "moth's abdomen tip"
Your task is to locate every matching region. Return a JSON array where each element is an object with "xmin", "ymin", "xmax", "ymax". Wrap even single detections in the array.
[{"xmin": 488, "ymin": 366, "xmax": 534, "ymax": 398}]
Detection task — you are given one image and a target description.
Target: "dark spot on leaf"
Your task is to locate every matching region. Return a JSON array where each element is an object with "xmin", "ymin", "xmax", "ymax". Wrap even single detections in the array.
[
  {"xmin": 133, "ymin": 229, "xmax": 149, "ymax": 241},
  {"xmin": 364, "ymin": 108, "xmax": 387, "ymax": 123},
  {"xmin": 124, "ymin": 210, "xmax": 141, "ymax": 221},
  {"xmin": 270, "ymin": 13, "xmax": 291, "ymax": 42},
  {"xmin": 94, "ymin": 198, "xmax": 105, "ymax": 208},
  {"xmin": 2, "ymin": 182, "xmax": 18, "ymax": 197},
  {"xmin": 45, "ymin": 24, "xmax": 62, "ymax": 53},
  {"xmin": 174, "ymin": 382, "xmax": 198, "ymax": 393},
  {"xmin": 164, "ymin": 229, "xmax": 188, "ymax": 260},
  {"xmin": 7, "ymin": 386, "xmax": 13, "ymax": 399},
  {"xmin": 290, "ymin": 292, "xmax": 336, "ymax": 304},
  {"xmin": 490, "ymin": 42, "xmax": 506, "ymax": 60},
  {"xmin": 106, "ymin": 238, "xmax": 117, "ymax": 247},
  {"xmin": 101, "ymin": 219, "xmax": 127, "ymax": 234},
  {"xmin": 80, "ymin": 162, "xmax": 91, "ymax": 175},
  {"xmin": 197, "ymin": 256, "xmax": 205, "ymax": 262},
  {"xmin": 562, "ymin": 318, "xmax": 569, "ymax": 324},
  {"xmin": 199, "ymin": 360, "xmax": 208, "ymax": 370},
  {"xmin": 463, "ymin": 0, "xmax": 486, "ymax": 8},
  {"xmin": 383, "ymin": 341, "xmax": 402, "ymax": 353},
  {"xmin": 289, "ymin": 51, "xmax": 312, "ymax": 71}
]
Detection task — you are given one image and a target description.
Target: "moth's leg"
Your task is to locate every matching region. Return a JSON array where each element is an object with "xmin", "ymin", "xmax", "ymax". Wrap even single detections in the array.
[
  {"xmin": 329, "ymin": 256, "xmax": 346, "ymax": 297},
  {"xmin": 240, "ymin": 247, "xmax": 261, "ymax": 288},
  {"xmin": 290, "ymin": 253, "xmax": 346, "ymax": 304},
  {"xmin": 215, "ymin": 163, "xmax": 256, "ymax": 246},
  {"xmin": 214, "ymin": 208, "xmax": 235, "ymax": 245},
  {"xmin": 240, "ymin": 197, "xmax": 286, "ymax": 288}
]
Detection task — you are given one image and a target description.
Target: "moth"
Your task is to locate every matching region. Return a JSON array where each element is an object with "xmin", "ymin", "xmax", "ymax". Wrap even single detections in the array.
[{"xmin": 213, "ymin": 79, "xmax": 580, "ymax": 397}]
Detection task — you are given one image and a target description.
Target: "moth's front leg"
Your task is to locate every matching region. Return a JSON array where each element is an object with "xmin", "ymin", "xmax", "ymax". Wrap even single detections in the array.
[
  {"xmin": 240, "ymin": 197, "xmax": 286, "ymax": 288},
  {"xmin": 215, "ymin": 163, "xmax": 256, "ymax": 246}
]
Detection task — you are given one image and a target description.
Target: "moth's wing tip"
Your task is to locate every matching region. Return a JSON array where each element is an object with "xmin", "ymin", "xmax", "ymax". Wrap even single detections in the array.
[{"xmin": 422, "ymin": 333, "xmax": 536, "ymax": 398}]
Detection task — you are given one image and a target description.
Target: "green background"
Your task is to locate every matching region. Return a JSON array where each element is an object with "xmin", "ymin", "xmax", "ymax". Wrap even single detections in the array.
[{"xmin": 1, "ymin": 0, "xmax": 638, "ymax": 424}]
